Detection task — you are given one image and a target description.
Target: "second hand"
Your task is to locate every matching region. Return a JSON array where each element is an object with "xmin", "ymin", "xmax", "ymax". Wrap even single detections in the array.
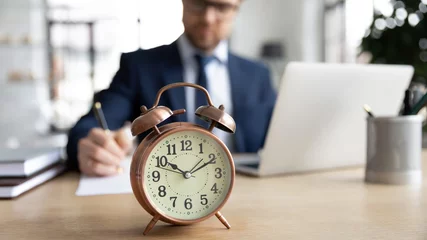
[{"xmin": 189, "ymin": 158, "xmax": 204, "ymax": 173}]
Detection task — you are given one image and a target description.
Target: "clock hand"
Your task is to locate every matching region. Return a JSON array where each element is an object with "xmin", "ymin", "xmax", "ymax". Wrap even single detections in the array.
[
  {"xmin": 155, "ymin": 166, "xmax": 195, "ymax": 178},
  {"xmin": 189, "ymin": 158, "xmax": 204, "ymax": 173},
  {"xmin": 190, "ymin": 158, "xmax": 216, "ymax": 175},
  {"xmin": 155, "ymin": 166, "xmax": 181, "ymax": 175},
  {"xmin": 168, "ymin": 163, "xmax": 185, "ymax": 174}
]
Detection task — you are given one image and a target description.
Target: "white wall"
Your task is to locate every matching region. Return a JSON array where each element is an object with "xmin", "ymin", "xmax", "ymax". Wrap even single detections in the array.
[{"xmin": 230, "ymin": 0, "xmax": 324, "ymax": 62}]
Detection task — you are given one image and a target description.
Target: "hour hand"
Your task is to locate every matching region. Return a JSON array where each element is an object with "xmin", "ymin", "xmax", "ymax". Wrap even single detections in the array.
[
  {"xmin": 156, "ymin": 165, "xmax": 195, "ymax": 178},
  {"xmin": 168, "ymin": 163, "xmax": 196, "ymax": 179},
  {"xmin": 168, "ymin": 163, "xmax": 185, "ymax": 174},
  {"xmin": 155, "ymin": 166, "xmax": 183, "ymax": 175}
]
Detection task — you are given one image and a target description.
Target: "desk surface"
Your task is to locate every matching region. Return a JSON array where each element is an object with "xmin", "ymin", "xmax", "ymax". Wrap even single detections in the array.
[{"xmin": 2, "ymin": 155, "xmax": 426, "ymax": 240}]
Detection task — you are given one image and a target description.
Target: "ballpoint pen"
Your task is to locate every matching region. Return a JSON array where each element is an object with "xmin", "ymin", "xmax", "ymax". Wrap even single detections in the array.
[
  {"xmin": 93, "ymin": 102, "xmax": 123, "ymax": 173},
  {"xmin": 363, "ymin": 104, "xmax": 375, "ymax": 118},
  {"xmin": 402, "ymin": 89, "xmax": 414, "ymax": 115},
  {"xmin": 408, "ymin": 91, "xmax": 427, "ymax": 115},
  {"xmin": 412, "ymin": 88, "xmax": 424, "ymax": 109},
  {"xmin": 93, "ymin": 102, "xmax": 110, "ymax": 134}
]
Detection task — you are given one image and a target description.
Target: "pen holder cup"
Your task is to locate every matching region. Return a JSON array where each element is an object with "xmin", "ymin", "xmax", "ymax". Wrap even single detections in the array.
[{"xmin": 366, "ymin": 115, "xmax": 423, "ymax": 185}]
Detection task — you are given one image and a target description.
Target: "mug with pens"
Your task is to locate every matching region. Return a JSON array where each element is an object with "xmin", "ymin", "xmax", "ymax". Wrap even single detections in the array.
[{"xmin": 362, "ymin": 84, "xmax": 425, "ymax": 185}]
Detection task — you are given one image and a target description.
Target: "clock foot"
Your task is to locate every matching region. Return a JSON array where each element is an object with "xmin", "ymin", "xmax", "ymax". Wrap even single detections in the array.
[
  {"xmin": 143, "ymin": 215, "xmax": 160, "ymax": 235},
  {"xmin": 215, "ymin": 212, "xmax": 231, "ymax": 229}
]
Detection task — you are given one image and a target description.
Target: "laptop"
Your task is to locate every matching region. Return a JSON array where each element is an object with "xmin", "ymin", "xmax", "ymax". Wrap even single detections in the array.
[{"xmin": 234, "ymin": 62, "xmax": 414, "ymax": 177}]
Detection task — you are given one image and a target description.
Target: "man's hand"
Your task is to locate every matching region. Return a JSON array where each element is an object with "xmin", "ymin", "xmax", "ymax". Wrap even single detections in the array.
[{"xmin": 77, "ymin": 126, "xmax": 133, "ymax": 176}]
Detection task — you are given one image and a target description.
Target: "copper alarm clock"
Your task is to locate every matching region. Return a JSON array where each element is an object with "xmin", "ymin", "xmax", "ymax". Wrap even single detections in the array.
[{"xmin": 130, "ymin": 82, "xmax": 236, "ymax": 235}]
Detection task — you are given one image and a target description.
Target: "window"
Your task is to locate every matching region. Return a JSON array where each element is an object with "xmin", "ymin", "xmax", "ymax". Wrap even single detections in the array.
[
  {"xmin": 324, "ymin": 0, "xmax": 374, "ymax": 62},
  {"xmin": 46, "ymin": 0, "xmax": 184, "ymax": 130}
]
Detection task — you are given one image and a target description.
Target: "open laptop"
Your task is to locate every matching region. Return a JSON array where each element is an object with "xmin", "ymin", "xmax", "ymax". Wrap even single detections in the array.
[{"xmin": 234, "ymin": 62, "xmax": 414, "ymax": 177}]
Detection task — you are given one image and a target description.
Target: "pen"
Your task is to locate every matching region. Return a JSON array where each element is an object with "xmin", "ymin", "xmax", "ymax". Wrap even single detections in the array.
[
  {"xmin": 408, "ymin": 91, "xmax": 427, "ymax": 115},
  {"xmin": 363, "ymin": 104, "xmax": 375, "ymax": 118},
  {"xmin": 93, "ymin": 102, "xmax": 123, "ymax": 174},
  {"xmin": 93, "ymin": 102, "xmax": 110, "ymax": 134},
  {"xmin": 402, "ymin": 89, "xmax": 413, "ymax": 115},
  {"xmin": 412, "ymin": 88, "xmax": 424, "ymax": 108}
]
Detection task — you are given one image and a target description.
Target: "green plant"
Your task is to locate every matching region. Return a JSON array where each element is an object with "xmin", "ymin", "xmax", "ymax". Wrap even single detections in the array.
[{"xmin": 361, "ymin": 0, "xmax": 427, "ymax": 84}]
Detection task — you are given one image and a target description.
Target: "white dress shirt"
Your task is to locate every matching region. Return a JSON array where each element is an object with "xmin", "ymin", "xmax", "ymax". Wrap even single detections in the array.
[{"xmin": 177, "ymin": 34, "xmax": 234, "ymax": 151}]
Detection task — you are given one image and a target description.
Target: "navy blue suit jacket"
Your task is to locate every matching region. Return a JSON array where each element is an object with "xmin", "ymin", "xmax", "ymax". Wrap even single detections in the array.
[{"xmin": 66, "ymin": 41, "xmax": 276, "ymax": 170}]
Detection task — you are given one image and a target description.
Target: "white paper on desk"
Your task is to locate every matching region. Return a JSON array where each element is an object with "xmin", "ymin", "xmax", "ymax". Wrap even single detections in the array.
[{"xmin": 75, "ymin": 158, "xmax": 133, "ymax": 196}]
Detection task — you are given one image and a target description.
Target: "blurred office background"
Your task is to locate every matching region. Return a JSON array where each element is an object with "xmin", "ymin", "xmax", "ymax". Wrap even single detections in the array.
[{"xmin": 0, "ymin": 0, "xmax": 424, "ymax": 148}]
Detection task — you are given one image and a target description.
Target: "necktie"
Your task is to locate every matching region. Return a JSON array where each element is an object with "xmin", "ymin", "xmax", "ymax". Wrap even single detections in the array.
[{"xmin": 194, "ymin": 54, "xmax": 216, "ymax": 127}]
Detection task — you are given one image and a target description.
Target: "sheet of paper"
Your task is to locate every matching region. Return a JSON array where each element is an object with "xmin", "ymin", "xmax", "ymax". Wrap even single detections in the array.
[{"xmin": 75, "ymin": 158, "xmax": 133, "ymax": 196}]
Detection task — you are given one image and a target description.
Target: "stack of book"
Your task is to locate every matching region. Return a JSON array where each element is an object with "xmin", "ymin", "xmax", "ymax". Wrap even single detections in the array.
[{"xmin": 0, "ymin": 147, "xmax": 65, "ymax": 199}]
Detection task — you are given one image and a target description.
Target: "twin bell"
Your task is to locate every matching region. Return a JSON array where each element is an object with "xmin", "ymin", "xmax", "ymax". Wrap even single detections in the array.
[{"xmin": 130, "ymin": 82, "xmax": 236, "ymax": 137}]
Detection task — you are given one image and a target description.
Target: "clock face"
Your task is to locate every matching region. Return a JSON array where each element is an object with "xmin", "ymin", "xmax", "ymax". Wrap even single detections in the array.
[{"xmin": 143, "ymin": 129, "xmax": 233, "ymax": 221}]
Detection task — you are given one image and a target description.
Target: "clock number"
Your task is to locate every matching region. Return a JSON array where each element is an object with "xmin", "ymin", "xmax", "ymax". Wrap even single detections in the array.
[
  {"xmin": 211, "ymin": 183, "xmax": 218, "ymax": 194},
  {"xmin": 152, "ymin": 171, "xmax": 160, "ymax": 182},
  {"xmin": 200, "ymin": 194, "xmax": 208, "ymax": 205},
  {"xmin": 156, "ymin": 156, "xmax": 168, "ymax": 167},
  {"xmin": 158, "ymin": 185, "xmax": 166, "ymax": 197},
  {"xmin": 215, "ymin": 168, "xmax": 222, "ymax": 178},
  {"xmin": 170, "ymin": 196, "xmax": 177, "ymax": 208},
  {"xmin": 180, "ymin": 140, "xmax": 192, "ymax": 151},
  {"xmin": 184, "ymin": 198, "xmax": 193, "ymax": 210},
  {"xmin": 167, "ymin": 144, "xmax": 176, "ymax": 155},
  {"xmin": 209, "ymin": 153, "xmax": 216, "ymax": 164},
  {"xmin": 199, "ymin": 143, "xmax": 203, "ymax": 154}
]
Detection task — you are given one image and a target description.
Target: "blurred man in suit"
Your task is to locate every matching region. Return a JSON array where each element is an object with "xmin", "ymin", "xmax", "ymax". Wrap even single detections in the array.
[{"xmin": 67, "ymin": 0, "xmax": 276, "ymax": 176}]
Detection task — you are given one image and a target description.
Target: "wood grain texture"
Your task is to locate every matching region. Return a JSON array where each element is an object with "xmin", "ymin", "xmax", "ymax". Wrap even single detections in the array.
[{"xmin": 1, "ymin": 153, "xmax": 427, "ymax": 240}]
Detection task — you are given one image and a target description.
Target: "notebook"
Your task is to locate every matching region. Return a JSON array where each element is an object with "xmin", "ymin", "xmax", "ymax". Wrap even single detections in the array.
[
  {"xmin": 0, "ymin": 147, "xmax": 62, "ymax": 177},
  {"xmin": 0, "ymin": 162, "xmax": 65, "ymax": 198}
]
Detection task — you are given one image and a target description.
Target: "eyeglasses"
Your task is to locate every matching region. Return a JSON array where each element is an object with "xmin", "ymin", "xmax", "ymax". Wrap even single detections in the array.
[{"xmin": 184, "ymin": 0, "xmax": 239, "ymax": 20}]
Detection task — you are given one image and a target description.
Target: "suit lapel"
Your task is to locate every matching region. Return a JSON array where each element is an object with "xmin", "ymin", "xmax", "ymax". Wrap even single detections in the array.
[
  {"xmin": 161, "ymin": 42, "xmax": 187, "ymax": 122},
  {"xmin": 228, "ymin": 53, "xmax": 245, "ymax": 152}
]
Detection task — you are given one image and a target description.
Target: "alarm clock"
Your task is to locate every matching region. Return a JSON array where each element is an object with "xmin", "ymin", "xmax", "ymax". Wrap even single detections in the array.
[{"xmin": 130, "ymin": 82, "xmax": 236, "ymax": 235}]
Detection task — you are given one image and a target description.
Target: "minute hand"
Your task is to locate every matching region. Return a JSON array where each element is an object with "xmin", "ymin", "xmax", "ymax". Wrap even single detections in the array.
[{"xmin": 191, "ymin": 159, "xmax": 215, "ymax": 174}]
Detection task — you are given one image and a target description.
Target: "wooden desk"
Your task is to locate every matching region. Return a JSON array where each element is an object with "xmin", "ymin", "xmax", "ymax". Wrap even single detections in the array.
[{"xmin": 2, "ymin": 157, "xmax": 426, "ymax": 240}]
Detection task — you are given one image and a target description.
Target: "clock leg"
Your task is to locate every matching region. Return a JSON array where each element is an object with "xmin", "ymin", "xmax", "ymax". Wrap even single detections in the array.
[
  {"xmin": 215, "ymin": 212, "xmax": 231, "ymax": 229},
  {"xmin": 143, "ymin": 215, "xmax": 160, "ymax": 235}
]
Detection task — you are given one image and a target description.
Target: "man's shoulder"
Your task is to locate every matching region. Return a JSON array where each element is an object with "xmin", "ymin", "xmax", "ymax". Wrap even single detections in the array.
[
  {"xmin": 120, "ymin": 43, "xmax": 177, "ymax": 64},
  {"xmin": 229, "ymin": 53, "xmax": 269, "ymax": 74}
]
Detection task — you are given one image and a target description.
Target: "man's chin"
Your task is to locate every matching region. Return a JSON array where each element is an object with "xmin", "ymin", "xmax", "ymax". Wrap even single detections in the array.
[
  {"xmin": 193, "ymin": 39, "xmax": 219, "ymax": 52},
  {"xmin": 186, "ymin": 33, "xmax": 219, "ymax": 52}
]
